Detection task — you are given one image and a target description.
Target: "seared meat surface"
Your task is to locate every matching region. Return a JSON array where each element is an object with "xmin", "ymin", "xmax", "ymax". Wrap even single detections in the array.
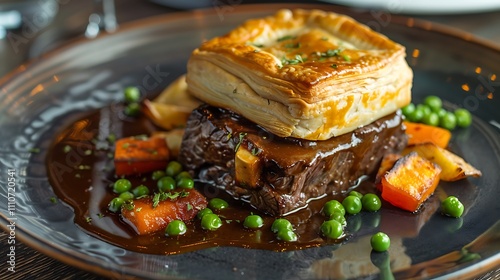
[{"xmin": 180, "ymin": 105, "xmax": 407, "ymax": 216}]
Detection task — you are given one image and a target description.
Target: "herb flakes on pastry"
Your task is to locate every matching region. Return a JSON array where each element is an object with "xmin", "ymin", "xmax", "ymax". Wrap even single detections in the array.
[{"xmin": 186, "ymin": 9, "xmax": 412, "ymax": 140}]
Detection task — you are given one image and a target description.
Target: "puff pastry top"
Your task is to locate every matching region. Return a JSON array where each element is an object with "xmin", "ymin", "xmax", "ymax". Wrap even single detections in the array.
[{"xmin": 186, "ymin": 9, "xmax": 413, "ymax": 140}]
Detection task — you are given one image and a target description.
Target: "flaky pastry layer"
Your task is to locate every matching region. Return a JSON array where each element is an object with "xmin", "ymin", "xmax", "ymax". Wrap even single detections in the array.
[{"xmin": 186, "ymin": 9, "xmax": 413, "ymax": 140}]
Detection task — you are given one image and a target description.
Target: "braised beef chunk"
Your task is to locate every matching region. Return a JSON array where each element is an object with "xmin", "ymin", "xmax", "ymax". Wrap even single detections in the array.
[{"xmin": 180, "ymin": 105, "xmax": 407, "ymax": 216}]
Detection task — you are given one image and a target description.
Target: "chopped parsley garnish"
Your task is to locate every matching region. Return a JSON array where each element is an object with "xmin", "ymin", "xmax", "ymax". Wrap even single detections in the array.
[
  {"xmin": 135, "ymin": 207, "xmax": 142, "ymax": 212},
  {"xmin": 122, "ymin": 143, "xmax": 130, "ymax": 149},
  {"xmin": 97, "ymin": 213, "xmax": 105, "ymax": 219},
  {"xmin": 285, "ymin": 42, "xmax": 301, "ymax": 49},
  {"xmin": 29, "ymin": 148, "xmax": 40, "ymax": 153},
  {"xmin": 281, "ymin": 54, "xmax": 304, "ymax": 65},
  {"xmin": 152, "ymin": 191, "xmax": 188, "ymax": 208},
  {"xmin": 124, "ymin": 200, "xmax": 135, "ymax": 211},
  {"xmin": 85, "ymin": 217, "xmax": 92, "ymax": 223},
  {"xmin": 251, "ymin": 148, "xmax": 262, "ymax": 156},
  {"xmin": 235, "ymin": 132, "xmax": 247, "ymax": 152},
  {"xmin": 331, "ymin": 64, "xmax": 338, "ymax": 68},
  {"xmin": 106, "ymin": 133, "xmax": 116, "ymax": 143},
  {"xmin": 49, "ymin": 197, "xmax": 58, "ymax": 204},
  {"xmin": 187, "ymin": 203, "xmax": 193, "ymax": 211},
  {"xmin": 133, "ymin": 134, "xmax": 149, "ymax": 141},
  {"xmin": 277, "ymin": 35, "xmax": 296, "ymax": 42}
]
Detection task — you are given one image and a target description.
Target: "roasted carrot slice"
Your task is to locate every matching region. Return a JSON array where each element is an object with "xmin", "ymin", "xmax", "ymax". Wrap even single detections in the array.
[
  {"xmin": 404, "ymin": 121, "xmax": 452, "ymax": 148},
  {"xmin": 114, "ymin": 136, "xmax": 170, "ymax": 176},
  {"xmin": 381, "ymin": 152, "xmax": 441, "ymax": 212},
  {"xmin": 121, "ymin": 189, "xmax": 207, "ymax": 235},
  {"xmin": 375, "ymin": 153, "xmax": 402, "ymax": 188}
]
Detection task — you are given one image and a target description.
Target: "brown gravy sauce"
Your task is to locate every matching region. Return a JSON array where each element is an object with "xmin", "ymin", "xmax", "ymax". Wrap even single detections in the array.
[{"xmin": 46, "ymin": 104, "xmax": 381, "ymax": 255}]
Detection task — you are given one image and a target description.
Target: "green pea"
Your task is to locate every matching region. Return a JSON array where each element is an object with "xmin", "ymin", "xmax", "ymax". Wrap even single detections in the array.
[
  {"xmin": 342, "ymin": 196, "xmax": 362, "ymax": 215},
  {"xmin": 320, "ymin": 219, "xmax": 343, "ymax": 239},
  {"xmin": 176, "ymin": 171, "xmax": 192, "ymax": 180},
  {"xmin": 401, "ymin": 103, "xmax": 415, "ymax": 118},
  {"xmin": 424, "ymin": 95, "xmax": 442, "ymax": 112},
  {"xmin": 124, "ymin": 102, "xmax": 141, "ymax": 117},
  {"xmin": 371, "ymin": 232, "xmax": 391, "ymax": 252},
  {"xmin": 132, "ymin": 185, "xmax": 149, "ymax": 197},
  {"xmin": 422, "ymin": 112, "xmax": 440, "ymax": 127},
  {"xmin": 108, "ymin": 197, "xmax": 124, "ymax": 213},
  {"xmin": 439, "ymin": 111, "xmax": 457, "ymax": 130},
  {"xmin": 208, "ymin": 198, "xmax": 229, "ymax": 210},
  {"xmin": 201, "ymin": 213, "xmax": 222, "ymax": 231},
  {"xmin": 177, "ymin": 177, "xmax": 194, "ymax": 189},
  {"xmin": 113, "ymin": 178, "xmax": 132, "ymax": 194},
  {"xmin": 276, "ymin": 229, "xmax": 297, "ymax": 242},
  {"xmin": 124, "ymin": 86, "xmax": 140, "ymax": 103},
  {"xmin": 271, "ymin": 218, "xmax": 293, "ymax": 233},
  {"xmin": 197, "ymin": 208, "xmax": 213, "ymax": 220},
  {"xmin": 157, "ymin": 176, "xmax": 176, "ymax": 192},
  {"xmin": 454, "ymin": 108, "xmax": 472, "ymax": 128},
  {"xmin": 406, "ymin": 107, "xmax": 424, "ymax": 122},
  {"xmin": 361, "ymin": 193, "xmax": 382, "ymax": 212},
  {"xmin": 166, "ymin": 161, "xmax": 183, "ymax": 177},
  {"xmin": 118, "ymin": 191, "xmax": 134, "ymax": 201},
  {"xmin": 328, "ymin": 210, "xmax": 347, "ymax": 226},
  {"xmin": 417, "ymin": 104, "xmax": 432, "ymax": 119},
  {"xmin": 165, "ymin": 220, "xmax": 187, "ymax": 236},
  {"xmin": 322, "ymin": 200, "xmax": 345, "ymax": 217},
  {"xmin": 441, "ymin": 196, "xmax": 464, "ymax": 218},
  {"xmin": 152, "ymin": 170, "xmax": 166, "ymax": 180},
  {"xmin": 436, "ymin": 108, "xmax": 447, "ymax": 118},
  {"xmin": 243, "ymin": 214, "xmax": 264, "ymax": 229},
  {"xmin": 348, "ymin": 191, "xmax": 363, "ymax": 199}
]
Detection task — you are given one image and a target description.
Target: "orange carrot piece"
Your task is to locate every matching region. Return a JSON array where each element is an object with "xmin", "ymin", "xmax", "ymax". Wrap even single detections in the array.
[
  {"xmin": 404, "ymin": 121, "xmax": 451, "ymax": 148},
  {"xmin": 121, "ymin": 189, "xmax": 207, "ymax": 235},
  {"xmin": 114, "ymin": 136, "xmax": 169, "ymax": 176},
  {"xmin": 375, "ymin": 153, "xmax": 402, "ymax": 188},
  {"xmin": 381, "ymin": 152, "xmax": 441, "ymax": 212}
]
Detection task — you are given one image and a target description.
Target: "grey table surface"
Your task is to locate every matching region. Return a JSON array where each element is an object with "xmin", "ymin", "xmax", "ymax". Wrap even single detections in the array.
[{"xmin": 0, "ymin": 1, "xmax": 499, "ymax": 279}]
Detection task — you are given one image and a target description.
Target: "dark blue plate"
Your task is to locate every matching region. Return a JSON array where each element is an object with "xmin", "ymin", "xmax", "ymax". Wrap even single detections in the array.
[{"xmin": 0, "ymin": 4, "xmax": 499, "ymax": 279}]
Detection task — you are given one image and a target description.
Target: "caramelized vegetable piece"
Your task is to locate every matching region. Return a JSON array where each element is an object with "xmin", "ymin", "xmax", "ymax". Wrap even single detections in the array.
[
  {"xmin": 142, "ymin": 99, "xmax": 193, "ymax": 130},
  {"xmin": 403, "ymin": 143, "xmax": 482, "ymax": 181},
  {"xmin": 381, "ymin": 152, "xmax": 442, "ymax": 212},
  {"xmin": 152, "ymin": 129, "xmax": 185, "ymax": 159},
  {"xmin": 375, "ymin": 153, "xmax": 402, "ymax": 187},
  {"xmin": 235, "ymin": 147, "xmax": 262, "ymax": 187},
  {"xmin": 404, "ymin": 121, "xmax": 451, "ymax": 148},
  {"xmin": 121, "ymin": 189, "xmax": 207, "ymax": 235},
  {"xmin": 114, "ymin": 136, "xmax": 170, "ymax": 176}
]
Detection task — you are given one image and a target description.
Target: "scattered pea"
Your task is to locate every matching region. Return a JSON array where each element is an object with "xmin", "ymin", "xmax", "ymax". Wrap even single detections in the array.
[
  {"xmin": 276, "ymin": 229, "xmax": 297, "ymax": 242},
  {"xmin": 441, "ymin": 196, "xmax": 464, "ymax": 218},
  {"xmin": 243, "ymin": 214, "xmax": 264, "ymax": 229},
  {"xmin": 348, "ymin": 190, "xmax": 363, "ymax": 199},
  {"xmin": 201, "ymin": 213, "xmax": 222, "ymax": 231},
  {"xmin": 401, "ymin": 103, "xmax": 415, "ymax": 117},
  {"xmin": 157, "ymin": 176, "xmax": 176, "ymax": 192},
  {"xmin": 406, "ymin": 107, "xmax": 424, "ymax": 122},
  {"xmin": 165, "ymin": 220, "xmax": 187, "ymax": 236},
  {"xmin": 371, "ymin": 232, "xmax": 391, "ymax": 252},
  {"xmin": 422, "ymin": 112, "xmax": 440, "ymax": 126},
  {"xmin": 113, "ymin": 179, "xmax": 132, "ymax": 194},
  {"xmin": 322, "ymin": 200, "xmax": 346, "ymax": 217},
  {"xmin": 361, "ymin": 193, "xmax": 382, "ymax": 212},
  {"xmin": 197, "ymin": 208, "xmax": 213, "ymax": 220},
  {"xmin": 320, "ymin": 219, "xmax": 343, "ymax": 239},
  {"xmin": 342, "ymin": 196, "xmax": 362, "ymax": 215},
  {"xmin": 124, "ymin": 86, "xmax": 140, "ymax": 103},
  {"xmin": 166, "ymin": 161, "xmax": 183, "ymax": 177},
  {"xmin": 177, "ymin": 177, "xmax": 194, "ymax": 189},
  {"xmin": 176, "ymin": 171, "xmax": 192, "ymax": 180},
  {"xmin": 108, "ymin": 197, "xmax": 124, "ymax": 213},
  {"xmin": 152, "ymin": 170, "xmax": 166, "ymax": 180},
  {"xmin": 271, "ymin": 218, "xmax": 293, "ymax": 233},
  {"xmin": 328, "ymin": 210, "xmax": 347, "ymax": 226},
  {"xmin": 417, "ymin": 104, "xmax": 432, "ymax": 118},
  {"xmin": 124, "ymin": 102, "xmax": 140, "ymax": 117},
  {"xmin": 423, "ymin": 95, "xmax": 442, "ymax": 112},
  {"xmin": 118, "ymin": 191, "xmax": 134, "ymax": 201},
  {"xmin": 454, "ymin": 108, "xmax": 472, "ymax": 128},
  {"xmin": 208, "ymin": 198, "xmax": 229, "ymax": 210},
  {"xmin": 439, "ymin": 111, "xmax": 457, "ymax": 130},
  {"xmin": 132, "ymin": 185, "xmax": 150, "ymax": 197}
]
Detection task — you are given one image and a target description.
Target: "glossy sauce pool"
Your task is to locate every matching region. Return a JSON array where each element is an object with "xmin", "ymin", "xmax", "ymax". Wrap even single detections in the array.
[{"xmin": 45, "ymin": 103, "xmax": 414, "ymax": 255}]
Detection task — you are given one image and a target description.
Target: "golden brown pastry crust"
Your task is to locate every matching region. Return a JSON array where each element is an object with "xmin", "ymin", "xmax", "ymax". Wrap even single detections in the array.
[{"xmin": 186, "ymin": 9, "xmax": 413, "ymax": 140}]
